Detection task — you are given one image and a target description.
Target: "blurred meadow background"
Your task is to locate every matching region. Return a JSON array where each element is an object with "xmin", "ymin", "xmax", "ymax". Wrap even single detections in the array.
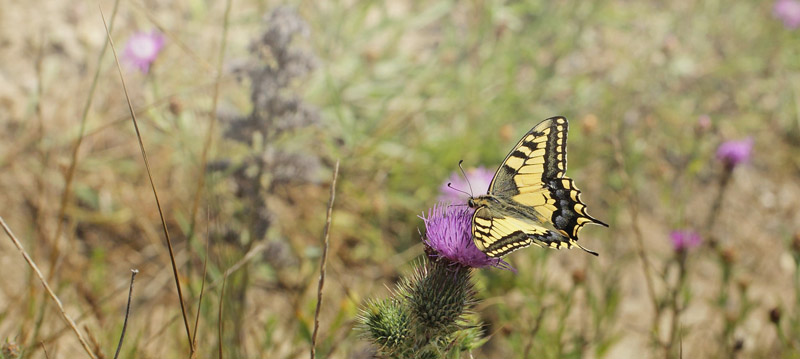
[{"xmin": 2, "ymin": 0, "xmax": 800, "ymax": 358}]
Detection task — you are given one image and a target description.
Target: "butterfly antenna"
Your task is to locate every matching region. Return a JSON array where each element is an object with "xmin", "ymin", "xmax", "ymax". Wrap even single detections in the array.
[
  {"xmin": 458, "ymin": 160, "xmax": 475, "ymax": 196},
  {"xmin": 446, "ymin": 182, "xmax": 472, "ymax": 197}
]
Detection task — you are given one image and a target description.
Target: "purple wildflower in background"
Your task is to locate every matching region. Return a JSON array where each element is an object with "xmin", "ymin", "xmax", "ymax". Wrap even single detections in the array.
[
  {"xmin": 420, "ymin": 204, "xmax": 507, "ymax": 269},
  {"xmin": 439, "ymin": 166, "xmax": 495, "ymax": 204},
  {"xmin": 716, "ymin": 137, "xmax": 753, "ymax": 168},
  {"xmin": 122, "ymin": 30, "xmax": 165, "ymax": 73},
  {"xmin": 697, "ymin": 115, "xmax": 712, "ymax": 133},
  {"xmin": 774, "ymin": 0, "xmax": 800, "ymax": 29},
  {"xmin": 670, "ymin": 230, "xmax": 702, "ymax": 252}
]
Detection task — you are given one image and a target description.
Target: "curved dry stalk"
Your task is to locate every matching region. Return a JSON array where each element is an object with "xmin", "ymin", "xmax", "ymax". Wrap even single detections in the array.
[
  {"xmin": 1, "ymin": 217, "xmax": 98, "ymax": 359},
  {"xmin": 113, "ymin": 269, "xmax": 138, "ymax": 359}
]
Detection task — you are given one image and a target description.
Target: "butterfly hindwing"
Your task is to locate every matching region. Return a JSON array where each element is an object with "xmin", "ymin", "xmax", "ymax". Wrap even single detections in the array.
[
  {"xmin": 470, "ymin": 116, "xmax": 606, "ymax": 258},
  {"xmin": 472, "ymin": 206, "xmax": 580, "ymax": 258}
]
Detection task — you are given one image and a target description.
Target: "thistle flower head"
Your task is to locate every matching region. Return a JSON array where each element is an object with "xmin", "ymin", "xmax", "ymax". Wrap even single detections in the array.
[
  {"xmin": 670, "ymin": 230, "xmax": 702, "ymax": 252},
  {"xmin": 774, "ymin": 0, "xmax": 800, "ymax": 29},
  {"xmin": 122, "ymin": 30, "xmax": 165, "ymax": 73},
  {"xmin": 439, "ymin": 166, "xmax": 494, "ymax": 204},
  {"xmin": 420, "ymin": 204, "xmax": 507, "ymax": 269},
  {"xmin": 716, "ymin": 137, "xmax": 753, "ymax": 169}
]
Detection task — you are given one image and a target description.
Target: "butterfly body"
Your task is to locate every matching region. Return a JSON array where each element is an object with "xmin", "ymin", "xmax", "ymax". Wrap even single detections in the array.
[{"xmin": 468, "ymin": 116, "xmax": 607, "ymax": 258}]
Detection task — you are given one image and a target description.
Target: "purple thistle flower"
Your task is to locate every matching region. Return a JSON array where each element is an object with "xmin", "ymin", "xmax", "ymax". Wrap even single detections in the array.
[
  {"xmin": 122, "ymin": 30, "xmax": 165, "ymax": 73},
  {"xmin": 670, "ymin": 230, "xmax": 702, "ymax": 252},
  {"xmin": 438, "ymin": 166, "xmax": 495, "ymax": 204},
  {"xmin": 774, "ymin": 0, "xmax": 800, "ymax": 29},
  {"xmin": 716, "ymin": 137, "xmax": 753, "ymax": 168},
  {"xmin": 420, "ymin": 204, "xmax": 508, "ymax": 269}
]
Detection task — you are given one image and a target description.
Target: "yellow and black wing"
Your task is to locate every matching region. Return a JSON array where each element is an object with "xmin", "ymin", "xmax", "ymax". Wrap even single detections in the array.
[
  {"xmin": 472, "ymin": 116, "xmax": 606, "ymax": 257},
  {"xmin": 472, "ymin": 206, "xmax": 575, "ymax": 258}
]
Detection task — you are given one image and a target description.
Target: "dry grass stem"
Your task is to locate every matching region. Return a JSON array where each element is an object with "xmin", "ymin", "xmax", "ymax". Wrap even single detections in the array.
[
  {"xmin": 188, "ymin": 0, "xmax": 233, "ymax": 242},
  {"xmin": 218, "ymin": 276, "xmax": 227, "ymax": 359},
  {"xmin": 611, "ymin": 132, "xmax": 659, "ymax": 314},
  {"xmin": 53, "ymin": 0, "xmax": 121, "ymax": 251},
  {"xmin": 99, "ymin": 8, "xmax": 194, "ymax": 351},
  {"xmin": 0, "ymin": 217, "xmax": 98, "ymax": 359},
  {"xmin": 311, "ymin": 160, "xmax": 340, "ymax": 359}
]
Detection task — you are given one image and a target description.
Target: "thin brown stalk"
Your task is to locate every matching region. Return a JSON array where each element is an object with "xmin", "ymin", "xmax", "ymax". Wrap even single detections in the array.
[
  {"xmin": 53, "ymin": 0, "xmax": 121, "ymax": 256},
  {"xmin": 211, "ymin": 242, "xmax": 268, "ymax": 289},
  {"xmin": 311, "ymin": 160, "xmax": 340, "ymax": 359},
  {"xmin": 113, "ymin": 269, "xmax": 138, "ymax": 359},
  {"xmin": 34, "ymin": 29, "xmax": 47, "ymax": 244},
  {"xmin": 84, "ymin": 325, "xmax": 104, "ymax": 359},
  {"xmin": 191, "ymin": 212, "xmax": 212, "ymax": 347},
  {"xmin": 28, "ymin": 30, "xmax": 50, "ymax": 350},
  {"xmin": 146, "ymin": 240, "xmax": 268, "ymax": 346},
  {"xmin": 0, "ymin": 217, "xmax": 98, "ymax": 359},
  {"xmin": 523, "ymin": 307, "xmax": 547, "ymax": 359},
  {"xmin": 41, "ymin": 342, "xmax": 50, "ymax": 359},
  {"xmin": 99, "ymin": 9, "xmax": 194, "ymax": 351},
  {"xmin": 705, "ymin": 168, "xmax": 733, "ymax": 243},
  {"xmin": 218, "ymin": 276, "xmax": 227, "ymax": 359},
  {"xmin": 187, "ymin": 0, "xmax": 233, "ymax": 242},
  {"xmin": 610, "ymin": 133, "xmax": 659, "ymax": 317}
]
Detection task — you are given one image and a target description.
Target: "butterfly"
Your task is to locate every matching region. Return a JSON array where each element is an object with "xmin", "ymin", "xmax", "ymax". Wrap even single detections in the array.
[{"xmin": 466, "ymin": 116, "xmax": 607, "ymax": 258}]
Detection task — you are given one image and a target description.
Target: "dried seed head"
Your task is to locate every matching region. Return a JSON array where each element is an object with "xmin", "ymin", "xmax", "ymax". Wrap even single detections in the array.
[{"xmin": 769, "ymin": 307, "xmax": 782, "ymax": 324}]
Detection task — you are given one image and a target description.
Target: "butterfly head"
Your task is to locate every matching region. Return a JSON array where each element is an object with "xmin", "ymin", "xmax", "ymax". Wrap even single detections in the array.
[{"xmin": 467, "ymin": 197, "xmax": 476, "ymax": 208}]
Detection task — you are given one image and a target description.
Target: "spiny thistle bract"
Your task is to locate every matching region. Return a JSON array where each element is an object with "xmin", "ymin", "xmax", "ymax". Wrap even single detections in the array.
[{"xmin": 403, "ymin": 258, "xmax": 476, "ymax": 337}]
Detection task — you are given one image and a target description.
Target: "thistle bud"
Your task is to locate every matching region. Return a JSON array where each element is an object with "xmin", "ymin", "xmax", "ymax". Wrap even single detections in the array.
[{"xmin": 357, "ymin": 298, "xmax": 411, "ymax": 354}]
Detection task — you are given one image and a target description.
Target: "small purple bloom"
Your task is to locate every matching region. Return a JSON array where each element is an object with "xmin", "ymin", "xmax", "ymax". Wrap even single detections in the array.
[
  {"xmin": 670, "ymin": 230, "xmax": 702, "ymax": 252},
  {"xmin": 716, "ymin": 137, "xmax": 753, "ymax": 168},
  {"xmin": 438, "ymin": 166, "xmax": 495, "ymax": 204},
  {"xmin": 774, "ymin": 0, "xmax": 800, "ymax": 29},
  {"xmin": 123, "ymin": 30, "xmax": 165, "ymax": 73},
  {"xmin": 420, "ymin": 203, "xmax": 508, "ymax": 269}
]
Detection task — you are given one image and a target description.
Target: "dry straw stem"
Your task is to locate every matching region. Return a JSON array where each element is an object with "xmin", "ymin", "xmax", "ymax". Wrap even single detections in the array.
[
  {"xmin": 99, "ymin": 8, "xmax": 194, "ymax": 351},
  {"xmin": 610, "ymin": 131, "xmax": 659, "ymax": 314},
  {"xmin": 0, "ymin": 217, "xmax": 98, "ymax": 359},
  {"xmin": 41, "ymin": 341, "xmax": 51, "ymax": 359},
  {"xmin": 191, "ymin": 219, "xmax": 211, "ymax": 348},
  {"xmin": 218, "ymin": 276, "xmax": 227, "ymax": 359},
  {"xmin": 187, "ymin": 0, "xmax": 233, "ymax": 243},
  {"xmin": 53, "ymin": 0, "xmax": 120, "ymax": 251},
  {"xmin": 311, "ymin": 160, "xmax": 340, "ymax": 359}
]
